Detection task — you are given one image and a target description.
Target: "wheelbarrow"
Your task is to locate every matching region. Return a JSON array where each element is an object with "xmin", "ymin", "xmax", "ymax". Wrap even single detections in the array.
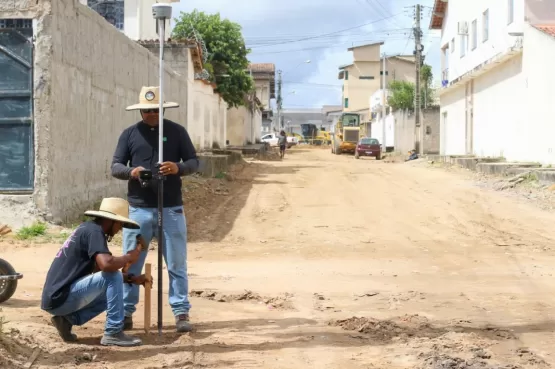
[{"xmin": 0, "ymin": 258, "xmax": 23, "ymax": 303}]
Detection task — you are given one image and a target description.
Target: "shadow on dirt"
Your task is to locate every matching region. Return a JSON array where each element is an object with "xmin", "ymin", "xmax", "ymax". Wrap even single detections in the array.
[
  {"xmin": 0, "ymin": 298, "xmax": 41, "ymax": 309},
  {"xmin": 37, "ymin": 315, "xmax": 554, "ymax": 367},
  {"xmin": 184, "ymin": 160, "xmax": 319, "ymax": 243}
]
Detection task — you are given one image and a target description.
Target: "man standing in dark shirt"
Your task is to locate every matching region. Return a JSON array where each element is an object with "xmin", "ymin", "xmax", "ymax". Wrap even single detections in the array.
[
  {"xmin": 41, "ymin": 197, "xmax": 150, "ymax": 346},
  {"xmin": 111, "ymin": 86, "xmax": 199, "ymax": 333}
]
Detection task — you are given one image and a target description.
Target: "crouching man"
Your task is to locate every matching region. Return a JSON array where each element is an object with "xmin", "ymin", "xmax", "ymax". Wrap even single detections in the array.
[{"xmin": 41, "ymin": 197, "xmax": 151, "ymax": 347}]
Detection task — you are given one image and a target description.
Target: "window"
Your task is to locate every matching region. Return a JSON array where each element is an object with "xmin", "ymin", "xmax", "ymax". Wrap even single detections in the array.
[
  {"xmin": 460, "ymin": 34, "xmax": 466, "ymax": 58},
  {"xmin": 345, "ymin": 71, "xmax": 349, "ymax": 80},
  {"xmin": 483, "ymin": 9, "xmax": 489, "ymax": 42},
  {"xmin": 344, "ymin": 98, "xmax": 349, "ymax": 108},
  {"xmin": 379, "ymin": 71, "xmax": 389, "ymax": 75},
  {"xmin": 359, "ymin": 76, "xmax": 375, "ymax": 80},
  {"xmin": 508, "ymin": 0, "xmax": 514, "ymax": 24},
  {"xmin": 0, "ymin": 22, "xmax": 34, "ymax": 190},
  {"xmin": 450, "ymin": 38, "xmax": 455, "ymax": 53},
  {"xmin": 471, "ymin": 20, "xmax": 477, "ymax": 50}
]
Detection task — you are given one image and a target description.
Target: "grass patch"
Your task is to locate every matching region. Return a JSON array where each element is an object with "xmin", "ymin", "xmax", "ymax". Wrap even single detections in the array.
[
  {"xmin": 15, "ymin": 222, "xmax": 47, "ymax": 240},
  {"xmin": 215, "ymin": 171, "xmax": 226, "ymax": 179}
]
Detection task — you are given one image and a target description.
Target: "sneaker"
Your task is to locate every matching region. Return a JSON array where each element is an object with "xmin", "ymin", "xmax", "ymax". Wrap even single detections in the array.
[
  {"xmin": 100, "ymin": 331, "xmax": 142, "ymax": 347},
  {"xmin": 50, "ymin": 316, "xmax": 78, "ymax": 342},
  {"xmin": 175, "ymin": 314, "xmax": 193, "ymax": 333},
  {"xmin": 123, "ymin": 316, "xmax": 133, "ymax": 331}
]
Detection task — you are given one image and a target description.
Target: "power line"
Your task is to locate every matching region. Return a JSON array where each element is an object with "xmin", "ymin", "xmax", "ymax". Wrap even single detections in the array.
[
  {"xmin": 249, "ymin": 35, "xmax": 439, "ymax": 55},
  {"xmin": 249, "ymin": 12, "xmax": 404, "ymax": 49}
]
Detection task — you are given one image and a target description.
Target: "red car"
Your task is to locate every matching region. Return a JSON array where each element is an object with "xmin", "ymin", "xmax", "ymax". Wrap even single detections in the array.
[{"xmin": 355, "ymin": 137, "xmax": 382, "ymax": 160}]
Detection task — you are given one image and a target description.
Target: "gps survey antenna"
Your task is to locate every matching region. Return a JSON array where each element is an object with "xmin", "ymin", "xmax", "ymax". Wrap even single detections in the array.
[{"xmin": 152, "ymin": 1, "xmax": 172, "ymax": 336}]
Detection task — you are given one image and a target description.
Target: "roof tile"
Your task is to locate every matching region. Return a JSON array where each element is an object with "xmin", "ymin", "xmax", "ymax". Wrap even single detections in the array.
[
  {"xmin": 249, "ymin": 63, "xmax": 275, "ymax": 73},
  {"xmin": 535, "ymin": 24, "xmax": 555, "ymax": 38}
]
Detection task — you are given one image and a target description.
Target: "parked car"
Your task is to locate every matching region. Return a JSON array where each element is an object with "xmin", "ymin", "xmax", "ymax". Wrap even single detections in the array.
[
  {"xmin": 355, "ymin": 137, "xmax": 382, "ymax": 160},
  {"xmin": 261, "ymin": 133, "xmax": 298, "ymax": 148}
]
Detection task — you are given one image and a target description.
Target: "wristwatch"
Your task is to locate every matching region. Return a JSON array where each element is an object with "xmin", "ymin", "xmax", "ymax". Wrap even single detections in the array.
[{"xmin": 126, "ymin": 273, "xmax": 135, "ymax": 285}]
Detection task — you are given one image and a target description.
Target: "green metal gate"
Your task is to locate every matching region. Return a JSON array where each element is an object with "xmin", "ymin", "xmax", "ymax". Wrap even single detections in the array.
[{"xmin": 0, "ymin": 19, "xmax": 33, "ymax": 191}]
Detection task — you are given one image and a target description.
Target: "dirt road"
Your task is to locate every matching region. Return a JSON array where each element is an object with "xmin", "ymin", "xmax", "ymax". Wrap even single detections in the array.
[{"xmin": 2, "ymin": 148, "xmax": 555, "ymax": 368}]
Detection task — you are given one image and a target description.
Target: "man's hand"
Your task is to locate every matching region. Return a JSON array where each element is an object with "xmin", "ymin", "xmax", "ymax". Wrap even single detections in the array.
[
  {"xmin": 131, "ymin": 274, "xmax": 153, "ymax": 286},
  {"xmin": 126, "ymin": 247, "xmax": 142, "ymax": 265},
  {"xmin": 159, "ymin": 162, "xmax": 179, "ymax": 176},
  {"xmin": 130, "ymin": 166, "xmax": 146, "ymax": 179}
]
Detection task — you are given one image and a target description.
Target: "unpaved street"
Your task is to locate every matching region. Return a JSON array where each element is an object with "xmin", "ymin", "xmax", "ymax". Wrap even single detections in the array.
[{"xmin": 2, "ymin": 148, "xmax": 555, "ymax": 368}]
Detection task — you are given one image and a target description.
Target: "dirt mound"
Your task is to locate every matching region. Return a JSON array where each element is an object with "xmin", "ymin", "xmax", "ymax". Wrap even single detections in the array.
[
  {"xmin": 0, "ymin": 327, "xmax": 41, "ymax": 369},
  {"xmin": 419, "ymin": 353, "xmax": 499, "ymax": 369},
  {"xmin": 254, "ymin": 148, "xmax": 281, "ymax": 161},
  {"xmin": 190, "ymin": 289, "xmax": 295, "ymax": 310},
  {"xmin": 331, "ymin": 314, "xmax": 440, "ymax": 341}
]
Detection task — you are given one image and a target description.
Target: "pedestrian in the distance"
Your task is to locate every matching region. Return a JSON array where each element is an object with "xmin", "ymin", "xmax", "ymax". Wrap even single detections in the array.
[
  {"xmin": 111, "ymin": 86, "xmax": 199, "ymax": 333},
  {"xmin": 41, "ymin": 197, "xmax": 149, "ymax": 347},
  {"xmin": 278, "ymin": 130, "xmax": 287, "ymax": 159}
]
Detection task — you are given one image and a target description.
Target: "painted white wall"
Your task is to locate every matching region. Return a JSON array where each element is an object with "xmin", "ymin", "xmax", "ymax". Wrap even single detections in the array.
[
  {"xmin": 441, "ymin": 0, "xmax": 525, "ymax": 82},
  {"xmin": 370, "ymin": 113, "xmax": 394, "ymax": 147},
  {"xmin": 523, "ymin": 23, "xmax": 555, "ymax": 164},
  {"xmin": 439, "ymin": 87, "xmax": 466, "ymax": 155},
  {"xmin": 124, "ymin": 0, "xmax": 172, "ymax": 41},
  {"xmin": 472, "ymin": 56, "xmax": 524, "ymax": 159}
]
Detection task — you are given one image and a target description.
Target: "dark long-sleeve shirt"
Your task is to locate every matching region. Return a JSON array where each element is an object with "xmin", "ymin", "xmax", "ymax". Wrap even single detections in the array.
[{"xmin": 111, "ymin": 119, "xmax": 199, "ymax": 208}]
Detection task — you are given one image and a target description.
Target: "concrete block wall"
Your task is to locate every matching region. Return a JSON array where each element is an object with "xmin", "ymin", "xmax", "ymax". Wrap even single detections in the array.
[
  {"xmin": 0, "ymin": 0, "xmax": 226, "ymax": 225},
  {"xmin": 226, "ymin": 106, "xmax": 262, "ymax": 146},
  {"xmin": 393, "ymin": 108, "xmax": 440, "ymax": 154}
]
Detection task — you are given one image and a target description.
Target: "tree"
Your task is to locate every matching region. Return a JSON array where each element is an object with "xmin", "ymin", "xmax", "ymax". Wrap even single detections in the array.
[
  {"xmin": 388, "ymin": 80, "xmax": 415, "ymax": 111},
  {"xmin": 172, "ymin": 10, "xmax": 254, "ymax": 108},
  {"xmin": 387, "ymin": 64, "xmax": 434, "ymax": 110}
]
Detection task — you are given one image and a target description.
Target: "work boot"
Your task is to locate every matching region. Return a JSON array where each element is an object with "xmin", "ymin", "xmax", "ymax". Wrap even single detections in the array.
[
  {"xmin": 175, "ymin": 314, "xmax": 193, "ymax": 333},
  {"xmin": 51, "ymin": 316, "xmax": 78, "ymax": 342},
  {"xmin": 123, "ymin": 316, "xmax": 133, "ymax": 331},
  {"xmin": 100, "ymin": 331, "xmax": 142, "ymax": 347}
]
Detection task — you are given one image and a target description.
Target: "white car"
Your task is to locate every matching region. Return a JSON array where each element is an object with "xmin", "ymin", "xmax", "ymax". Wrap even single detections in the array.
[{"xmin": 261, "ymin": 133, "xmax": 298, "ymax": 148}]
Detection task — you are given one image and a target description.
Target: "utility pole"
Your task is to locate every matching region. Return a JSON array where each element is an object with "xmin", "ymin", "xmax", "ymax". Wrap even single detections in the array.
[
  {"xmin": 414, "ymin": 3, "xmax": 423, "ymax": 154},
  {"xmin": 276, "ymin": 70, "xmax": 282, "ymax": 133},
  {"xmin": 381, "ymin": 53, "xmax": 387, "ymax": 149}
]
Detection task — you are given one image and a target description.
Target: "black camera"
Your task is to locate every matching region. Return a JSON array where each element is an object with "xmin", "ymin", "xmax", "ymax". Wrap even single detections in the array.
[{"xmin": 139, "ymin": 170, "xmax": 153, "ymax": 188}]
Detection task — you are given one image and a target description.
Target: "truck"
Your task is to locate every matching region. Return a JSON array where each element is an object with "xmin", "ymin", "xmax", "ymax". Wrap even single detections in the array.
[
  {"xmin": 299, "ymin": 124, "xmax": 332, "ymax": 145},
  {"xmin": 330, "ymin": 112, "xmax": 362, "ymax": 155},
  {"xmin": 260, "ymin": 132, "xmax": 298, "ymax": 148}
]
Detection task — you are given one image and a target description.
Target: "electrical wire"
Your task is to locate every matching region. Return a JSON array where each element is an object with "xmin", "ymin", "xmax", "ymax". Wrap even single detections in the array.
[{"xmin": 249, "ymin": 12, "xmax": 404, "ymax": 49}]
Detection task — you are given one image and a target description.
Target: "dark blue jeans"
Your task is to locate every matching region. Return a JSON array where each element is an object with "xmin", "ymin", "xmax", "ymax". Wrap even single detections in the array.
[
  {"xmin": 44, "ymin": 271, "xmax": 124, "ymax": 335},
  {"xmin": 122, "ymin": 206, "xmax": 190, "ymax": 317}
]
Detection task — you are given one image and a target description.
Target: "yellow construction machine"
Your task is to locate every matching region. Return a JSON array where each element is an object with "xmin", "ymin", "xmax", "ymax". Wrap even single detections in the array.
[{"xmin": 331, "ymin": 113, "xmax": 361, "ymax": 155}]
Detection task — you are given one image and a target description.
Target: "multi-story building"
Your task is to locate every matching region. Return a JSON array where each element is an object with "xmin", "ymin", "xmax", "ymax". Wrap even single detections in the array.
[
  {"xmin": 338, "ymin": 42, "xmax": 416, "ymax": 113},
  {"xmin": 249, "ymin": 63, "xmax": 276, "ymax": 133},
  {"xmin": 431, "ymin": 0, "xmax": 555, "ymax": 163}
]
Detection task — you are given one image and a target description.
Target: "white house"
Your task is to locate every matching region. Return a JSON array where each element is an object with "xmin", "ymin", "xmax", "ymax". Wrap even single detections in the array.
[
  {"xmin": 431, "ymin": 0, "xmax": 555, "ymax": 163},
  {"xmin": 430, "ymin": 0, "xmax": 528, "ymax": 160}
]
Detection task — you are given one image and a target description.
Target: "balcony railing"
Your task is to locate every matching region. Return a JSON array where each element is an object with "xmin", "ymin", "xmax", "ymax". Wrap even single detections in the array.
[{"xmin": 441, "ymin": 69, "xmax": 449, "ymax": 88}]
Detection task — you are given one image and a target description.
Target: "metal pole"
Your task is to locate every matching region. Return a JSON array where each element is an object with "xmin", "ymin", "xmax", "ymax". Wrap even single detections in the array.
[
  {"xmin": 382, "ymin": 53, "xmax": 386, "ymax": 149},
  {"xmin": 157, "ymin": 17, "xmax": 165, "ymax": 337},
  {"xmin": 415, "ymin": 3, "xmax": 422, "ymax": 154}
]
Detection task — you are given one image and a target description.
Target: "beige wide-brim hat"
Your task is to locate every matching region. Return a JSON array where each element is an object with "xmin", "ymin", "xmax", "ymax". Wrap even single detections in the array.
[
  {"xmin": 126, "ymin": 86, "xmax": 179, "ymax": 111},
  {"xmin": 84, "ymin": 197, "xmax": 140, "ymax": 229}
]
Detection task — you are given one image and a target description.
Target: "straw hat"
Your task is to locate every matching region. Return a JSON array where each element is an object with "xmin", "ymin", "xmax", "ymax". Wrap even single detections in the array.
[
  {"xmin": 84, "ymin": 198, "xmax": 140, "ymax": 229},
  {"xmin": 126, "ymin": 86, "xmax": 179, "ymax": 111}
]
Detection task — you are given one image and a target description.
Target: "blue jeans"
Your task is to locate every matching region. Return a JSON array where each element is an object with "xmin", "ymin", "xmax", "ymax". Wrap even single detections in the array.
[
  {"xmin": 122, "ymin": 205, "xmax": 190, "ymax": 317},
  {"xmin": 44, "ymin": 271, "xmax": 124, "ymax": 335}
]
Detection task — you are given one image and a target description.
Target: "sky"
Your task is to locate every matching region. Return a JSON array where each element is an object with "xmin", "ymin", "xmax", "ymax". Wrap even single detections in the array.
[{"xmin": 171, "ymin": 0, "xmax": 441, "ymax": 109}]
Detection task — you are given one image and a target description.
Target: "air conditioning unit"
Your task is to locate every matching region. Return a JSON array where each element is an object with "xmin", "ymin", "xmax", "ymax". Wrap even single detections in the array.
[{"xmin": 458, "ymin": 21, "xmax": 468, "ymax": 35}]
